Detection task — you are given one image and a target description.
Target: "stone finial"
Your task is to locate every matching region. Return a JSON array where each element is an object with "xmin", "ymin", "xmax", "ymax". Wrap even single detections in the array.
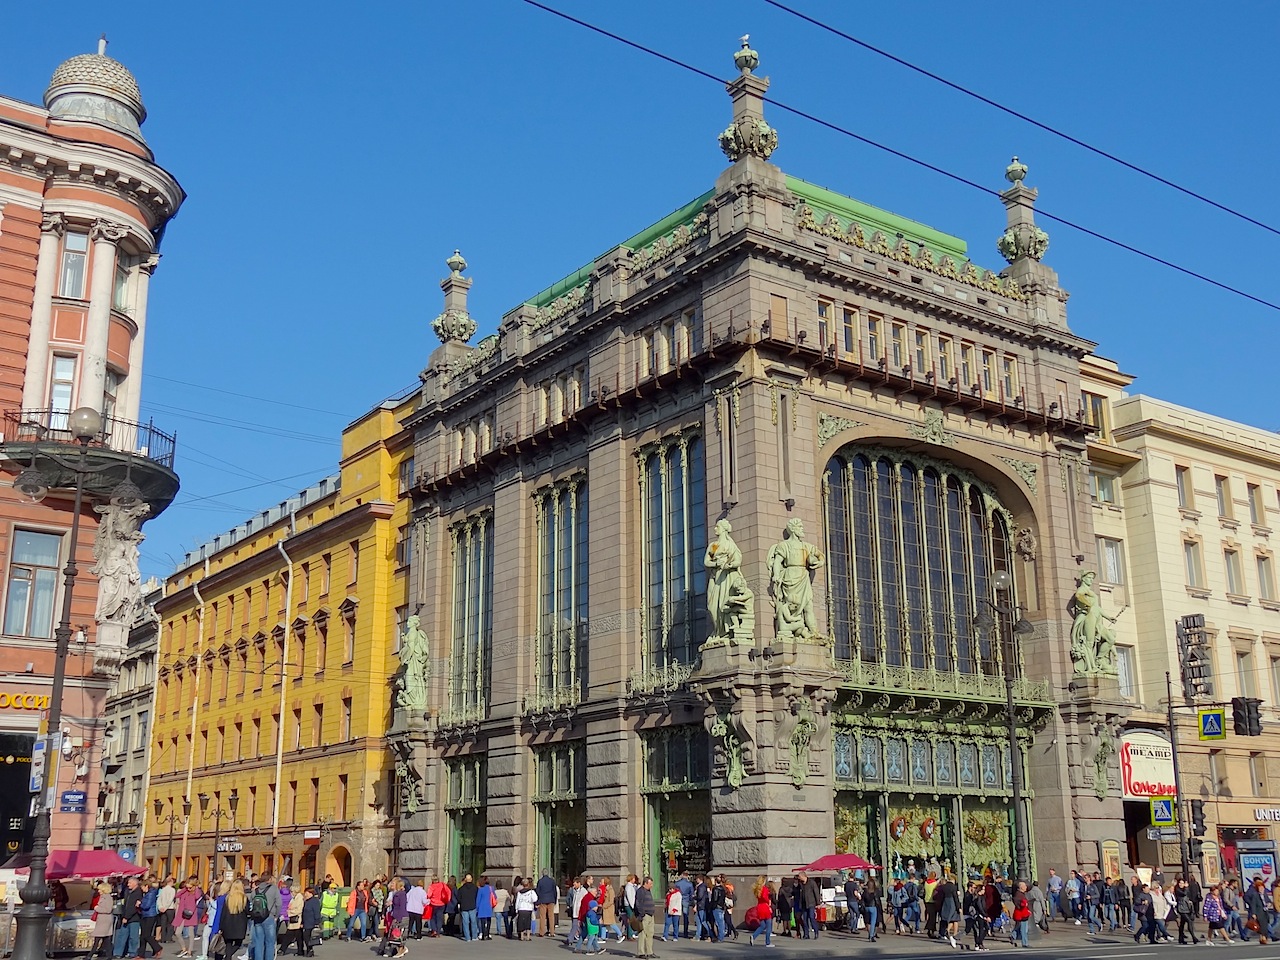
[
  {"xmin": 996, "ymin": 156, "xmax": 1049, "ymax": 263},
  {"xmin": 432, "ymin": 248, "xmax": 477, "ymax": 344},
  {"xmin": 719, "ymin": 35, "xmax": 778, "ymax": 163},
  {"xmin": 733, "ymin": 35, "xmax": 759, "ymax": 75}
]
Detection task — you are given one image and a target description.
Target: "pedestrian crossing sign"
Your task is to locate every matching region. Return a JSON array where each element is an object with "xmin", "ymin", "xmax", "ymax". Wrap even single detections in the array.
[
  {"xmin": 1150, "ymin": 797, "xmax": 1176, "ymax": 827},
  {"xmin": 1198, "ymin": 708, "xmax": 1226, "ymax": 741}
]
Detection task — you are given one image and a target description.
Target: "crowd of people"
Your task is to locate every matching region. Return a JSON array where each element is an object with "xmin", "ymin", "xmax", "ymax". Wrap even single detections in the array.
[{"xmin": 69, "ymin": 861, "xmax": 1280, "ymax": 959}]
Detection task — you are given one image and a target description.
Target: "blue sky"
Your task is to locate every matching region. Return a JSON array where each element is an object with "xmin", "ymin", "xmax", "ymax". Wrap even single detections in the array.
[{"xmin": 3, "ymin": 1, "xmax": 1278, "ymax": 580}]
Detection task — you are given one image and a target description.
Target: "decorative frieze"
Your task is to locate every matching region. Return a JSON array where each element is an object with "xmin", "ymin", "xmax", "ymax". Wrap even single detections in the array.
[
  {"xmin": 817, "ymin": 412, "xmax": 865, "ymax": 447},
  {"xmin": 908, "ymin": 409, "xmax": 956, "ymax": 446},
  {"xmin": 997, "ymin": 456, "xmax": 1039, "ymax": 495}
]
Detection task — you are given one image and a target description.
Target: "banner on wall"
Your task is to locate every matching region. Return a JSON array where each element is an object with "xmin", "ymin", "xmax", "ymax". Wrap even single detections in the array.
[
  {"xmin": 1238, "ymin": 852, "xmax": 1276, "ymax": 883},
  {"xmin": 1120, "ymin": 731, "xmax": 1176, "ymax": 800}
]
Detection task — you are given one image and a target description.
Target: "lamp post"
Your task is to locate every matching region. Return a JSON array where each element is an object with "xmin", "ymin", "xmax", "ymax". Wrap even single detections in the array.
[
  {"xmin": 198, "ymin": 790, "xmax": 238, "ymax": 889},
  {"xmin": 154, "ymin": 796, "xmax": 191, "ymax": 878},
  {"xmin": 974, "ymin": 568, "xmax": 1036, "ymax": 885},
  {"xmin": 10, "ymin": 407, "xmax": 112, "ymax": 960}
]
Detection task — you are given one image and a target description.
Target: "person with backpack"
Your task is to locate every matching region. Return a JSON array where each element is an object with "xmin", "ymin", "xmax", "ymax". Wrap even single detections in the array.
[
  {"xmin": 249, "ymin": 873, "xmax": 282, "ymax": 960},
  {"xmin": 748, "ymin": 877, "xmax": 774, "ymax": 946}
]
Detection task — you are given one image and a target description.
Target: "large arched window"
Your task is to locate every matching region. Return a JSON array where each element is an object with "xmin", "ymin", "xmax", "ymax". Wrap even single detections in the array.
[{"xmin": 823, "ymin": 447, "xmax": 1014, "ymax": 676}]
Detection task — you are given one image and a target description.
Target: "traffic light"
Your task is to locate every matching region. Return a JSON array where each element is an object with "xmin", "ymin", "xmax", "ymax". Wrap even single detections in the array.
[
  {"xmin": 1234, "ymin": 697, "xmax": 1249, "ymax": 735},
  {"xmin": 1247, "ymin": 697, "xmax": 1264, "ymax": 736},
  {"xmin": 1191, "ymin": 799, "xmax": 1207, "ymax": 837},
  {"xmin": 1189, "ymin": 838, "xmax": 1204, "ymax": 864}
]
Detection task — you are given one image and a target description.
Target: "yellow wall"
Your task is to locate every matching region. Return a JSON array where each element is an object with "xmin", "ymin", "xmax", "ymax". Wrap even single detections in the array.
[{"xmin": 147, "ymin": 396, "xmax": 415, "ymax": 883}]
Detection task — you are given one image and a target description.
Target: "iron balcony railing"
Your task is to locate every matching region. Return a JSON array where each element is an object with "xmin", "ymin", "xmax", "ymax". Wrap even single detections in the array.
[{"xmin": 2, "ymin": 409, "xmax": 176, "ymax": 469}]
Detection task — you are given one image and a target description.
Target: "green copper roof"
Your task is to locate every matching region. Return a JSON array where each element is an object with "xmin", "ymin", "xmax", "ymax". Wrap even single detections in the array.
[
  {"xmin": 522, "ymin": 178, "xmax": 967, "ymax": 310},
  {"xmin": 786, "ymin": 176, "xmax": 968, "ymax": 261}
]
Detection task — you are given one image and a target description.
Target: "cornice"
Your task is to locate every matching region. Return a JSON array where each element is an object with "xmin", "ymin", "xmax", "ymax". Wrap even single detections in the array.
[
  {"xmin": 156, "ymin": 501, "xmax": 394, "ymax": 617},
  {"xmin": 0, "ymin": 123, "xmax": 184, "ymax": 228},
  {"xmin": 1112, "ymin": 418, "xmax": 1280, "ymax": 472}
]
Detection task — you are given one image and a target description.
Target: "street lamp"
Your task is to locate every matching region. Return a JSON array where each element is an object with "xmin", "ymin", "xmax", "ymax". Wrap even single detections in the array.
[
  {"xmin": 10, "ymin": 406, "xmax": 108, "ymax": 960},
  {"xmin": 198, "ymin": 790, "xmax": 238, "ymax": 889},
  {"xmin": 154, "ymin": 796, "xmax": 191, "ymax": 878},
  {"xmin": 974, "ymin": 568, "xmax": 1036, "ymax": 885}
]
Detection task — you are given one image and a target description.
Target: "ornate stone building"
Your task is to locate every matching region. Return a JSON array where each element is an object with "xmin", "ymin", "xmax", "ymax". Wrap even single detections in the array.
[
  {"xmin": 393, "ymin": 40, "xmax": 1126, "ymax": 882},
  {"xmin": 0, "ymin": 40, "xmax": 183, "ymax": 854}
]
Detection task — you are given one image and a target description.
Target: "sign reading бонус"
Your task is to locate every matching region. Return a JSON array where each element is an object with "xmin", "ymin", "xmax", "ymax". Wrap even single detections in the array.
[{"xmin": 1121, "ymin": 731, "xmax": 1177, "ymax": 800}]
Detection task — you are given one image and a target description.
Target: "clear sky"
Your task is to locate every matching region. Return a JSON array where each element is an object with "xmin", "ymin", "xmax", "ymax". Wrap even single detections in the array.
[{"xmin": 3, "ymin": 1, "xmax": 1277, "ymax": 581}]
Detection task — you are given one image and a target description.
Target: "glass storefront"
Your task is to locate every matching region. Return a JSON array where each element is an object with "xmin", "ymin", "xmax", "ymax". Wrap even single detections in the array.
[
  {"xmin": 446, "ymin": 755, "xmax": 486, "ymax": 878},
  {"xmin": 534, "ymin": 743, "xmax": 587, "ymax": 882},
  {"xmin": 642, "ymin": 726, "xmax": 711, "ymax": 882}
]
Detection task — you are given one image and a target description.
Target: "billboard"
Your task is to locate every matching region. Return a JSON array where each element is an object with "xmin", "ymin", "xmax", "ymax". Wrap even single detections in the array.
[{"xmin": 1120, "ymin": 731, "xmax": 1177, "ymax": 800}]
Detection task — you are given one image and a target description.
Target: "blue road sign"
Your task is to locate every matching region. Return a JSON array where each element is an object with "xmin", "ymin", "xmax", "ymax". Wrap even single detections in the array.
[
  {"xmin": 1199, "ymin": 708, "xmax": 1226, "ymax": 741},
  {"xmin": 1151, "ymin": 797, "xmax": 1176, "ymax": 826}
]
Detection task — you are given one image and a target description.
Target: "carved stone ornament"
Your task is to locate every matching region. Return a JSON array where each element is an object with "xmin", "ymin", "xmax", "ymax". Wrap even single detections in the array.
[
  {"xmin": 710, "ymin": 709, "xmax": 746, "ymax": 789},
  {"xmin": 1092, "ymin": 722, "xmax": 1118, "ymax": 801},
  {"xmin": 817, "ymin": 413, "xmax": 865, "ymax": 447},
  {"xmin": 767, "ymin": 518, "xmax": 825, "ymax": 642},
  {"xmin": 908, "ymin": 409, "xmax": 956, "ymax": 446},
  {"xmin": 997, "ymin": 456, "xmax": 1039, "ymax": 495},
  {"xmin": 1015, "ymin": 527, "xmax": 1038, "ymax": 562},
  {"xmin": 92, "ymin": 501, "xmax": 151, "ymax": 624},
  {"xmin": 1069, "ymin": 570, "xmax": 1123, "ymax": 678},
  {"xmin": 90, "ymin": 219, "xmax": 128, "ymax": 243},
  {"xmin": 432, "ymin": 307, "xmax": 477, "ymax": 344},
  {"xmin": 531, "ymin": 282, "xmax": 590, "ymax": 331},
  {"xmin": 393, "ymin": 615, "xmax": 431, "ymax": 713},
  {"xmin": 789, "ymin": 695, "xmax": 819, "ymax": 788},
  {"xmin": 720, "ymin": 117, "xmax": 779, "ymax": 162},
  {"xmin": 997, "ymin": 225, "xmax": 1050, "ymax": 264},
  {"xmin": 40, "ymin": 212, "xmax": 66, "ymax": 236},
  {"xmin": 704, "ymin": 519, "xmax": 755, "ymax": 646}
]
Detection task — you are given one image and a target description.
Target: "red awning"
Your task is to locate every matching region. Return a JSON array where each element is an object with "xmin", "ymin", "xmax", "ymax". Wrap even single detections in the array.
[
  {"xmin": 2, "ymin": 850, "xmax": 146, "ymax": 880},
  {"xmin": 799, "ymin": 853, "xmax": 878, "ymax": 873}
]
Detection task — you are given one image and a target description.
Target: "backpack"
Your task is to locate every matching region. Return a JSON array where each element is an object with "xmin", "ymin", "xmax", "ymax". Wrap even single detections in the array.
[{"xmin": 250, "ymin": 890, "xmax": 271, "ymax": 922}]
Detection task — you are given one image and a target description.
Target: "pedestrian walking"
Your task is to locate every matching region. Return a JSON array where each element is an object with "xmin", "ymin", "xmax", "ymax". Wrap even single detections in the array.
[
  {"xmin": 174, "ymin": 877, "xmax": 203, "ymax": 959},
  {"xmin": 113, "ymin": 877, "xmax": 145, "ymax": 959},
  {"xmin": 91, "ymin": 882, "xmax": 116, "ymax": 959},
  {"xmin": 963, "ymin": 880, "xmax": 988, "ymax": 951},
  {"xmin": 862, "ymin": 879, "xmax": 881, "ymax": 942},
  {"xmin": 1203, "ymin": 885, "xmax": 1232, "ymax": 944},
  {"xmin": 158, "ymin": 877, "xmax": 178, "ymax": 945},
  {"xmin": 633, "ymin": 877, "xmax": 656, "ymax": 959},
  {"xmin": 937, "ymin": 872, "xmax": 961, "ymax": 949},
  {"xmin": 535, "ymin": 869, "xmax": 558, "ymax": 938},
  {"xmin": 456, "ymin": 874, "xmax": 480, "ymax": 942},
  {"xmin": 662, "ymin": 881, "xmax": 682, "ymax": 940},
  {"xmin": 214, "ymin": 880, "xmax": 250, "ymax": 960},
  {"xmin": 1174, "ymin": 878, "xmax": 1200, "ymax": 945}
]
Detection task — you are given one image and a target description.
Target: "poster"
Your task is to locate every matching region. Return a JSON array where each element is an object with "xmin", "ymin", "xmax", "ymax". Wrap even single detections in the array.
[
  {"xmin": 1101, "ymin": 840, "xmax": 1123, "ymax": 881},
  {"xmin": 1120, "ymin": 731, "xmax": 1176, "ymax": 800},
  {"xmin": 1202, "ymin": 841, "xmax": 1222, "ymax": 886},
  {"xmin": 1238, "ymin": 852, "xmax": 1276, "ymax": 884},
  {"xmin": 679, "ymin": 834, "xmax": 710, "ymax": 876}
]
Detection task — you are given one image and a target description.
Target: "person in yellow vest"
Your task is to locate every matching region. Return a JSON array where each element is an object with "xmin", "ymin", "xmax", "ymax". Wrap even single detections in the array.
[{"xmin": 320, "ymin": 885, "xmax": 340, "ymax": 939}]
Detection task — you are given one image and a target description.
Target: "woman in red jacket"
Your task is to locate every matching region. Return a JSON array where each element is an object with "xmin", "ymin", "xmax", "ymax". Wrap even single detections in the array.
[{"xmin": 748, "ymin": 878, "xmax": 774, "ymax": 946}]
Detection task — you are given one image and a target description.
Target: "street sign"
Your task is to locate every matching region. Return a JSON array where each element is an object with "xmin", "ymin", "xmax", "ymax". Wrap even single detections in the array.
[
  {"xmin": 61, "ymin": 790, "xmax": 86, "ymax": 806},
  {"xmin": 1198, "ymin": 708, "xmax": 1226, "ymax": 741},
  {"xmin": 1151, "ymin": 797, "xmax": 1177, "ymax": 826},
  {"xmin": 1147, "ymin": 827, "xmax": 1179, "ymax": 841},
  {"xmin": 28, "ymin": 740, "xmax": 45, "ymax": 793},
  {"xmin": 58, "ymin": 805, "xmax": 87, "ymax": 814}
]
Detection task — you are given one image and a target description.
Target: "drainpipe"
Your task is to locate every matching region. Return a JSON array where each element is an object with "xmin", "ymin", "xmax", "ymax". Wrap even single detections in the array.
[
  {"xmin": 138, "ymin": 616, "xmax": 163, "ymax": 866},
  {"xmin": 272, "ymin": 522, "xmax": 295, "ymax": 859},
  {"xmin": 179, "ymin": 561, "xmax": 208, "ymax": 871}
]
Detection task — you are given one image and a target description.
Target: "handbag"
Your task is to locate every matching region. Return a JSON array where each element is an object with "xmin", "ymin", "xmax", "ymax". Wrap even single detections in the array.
[
  {"xmin": 628, "ymin": 916, "xmax": 644, "ymax": 933},
  {"xmin": 182, "ymin": 909, "xmax": 194, "ymax": 919},
  {"xmin": 1247, "ymin": 917, "xmax": 1261, "ymax": 933}
]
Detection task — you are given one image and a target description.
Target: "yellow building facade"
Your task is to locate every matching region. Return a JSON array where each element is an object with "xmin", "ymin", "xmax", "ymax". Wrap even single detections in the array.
[{"xmin": 145, "ymin": 393, "xmax": 415, "ymax": 886}]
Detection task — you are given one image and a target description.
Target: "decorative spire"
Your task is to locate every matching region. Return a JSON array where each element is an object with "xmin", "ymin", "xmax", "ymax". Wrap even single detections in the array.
[
  {"xmin": 996, "ymin": 156, "xmax": 1049, "ymax": 263},
  {"xmin": 98, "ymin": 34, "xmax": 108, "ymax": 56},
  {"xmin": 431, "ymin": 250, "xmax": 477, "ymax": 344},
  {"xmin": 719, "ymin": 36, "xmax": 778, "ymax": 163}
]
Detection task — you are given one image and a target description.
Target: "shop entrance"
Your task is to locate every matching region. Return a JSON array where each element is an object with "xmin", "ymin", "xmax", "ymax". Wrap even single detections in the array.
[
  {"xmin": 537, "ymin": 802, "xmax": 586, "ymax": 883},
  {"xmin": 646, "ymin": 793, "xmax": 710, "ymax": 884}
]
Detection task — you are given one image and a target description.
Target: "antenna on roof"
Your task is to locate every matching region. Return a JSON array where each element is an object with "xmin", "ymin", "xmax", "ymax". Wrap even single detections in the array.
[{"xmin": 98, "ymin": 34, "xmax": 108, "ymax": 55}]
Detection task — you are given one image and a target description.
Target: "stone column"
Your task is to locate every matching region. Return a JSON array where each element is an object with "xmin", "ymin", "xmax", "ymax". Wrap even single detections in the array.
[
  {"xmin": 118, "ymin": 253, "xmax": 159, "ymax": 425},
  {"xmin": 20, "ymin": 213, "xmax": 66, "ymax": 410},
  {"xmin": 82, "ymin": 220, "xmax": 127, "ymax": 414}
]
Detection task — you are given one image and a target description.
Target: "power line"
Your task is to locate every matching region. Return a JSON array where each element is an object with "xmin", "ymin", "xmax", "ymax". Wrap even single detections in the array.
[
  {"xmin": 760, "ymin": 0, "xmax": 1280, "ymax": 240},
  {"xmin": 518, "ymin": 0, "xmax": 1280, "ymax": 314},
  {"xmin": 141, "ymin": 401, "xmax": 338, "ymax": 445},
  {"xmin": 144, "ymin": 374, "xmax": 351, "ymax": 417},
  {"xmin": 168, "ymin": 466, "xmax": 336, "ymax": 509}
]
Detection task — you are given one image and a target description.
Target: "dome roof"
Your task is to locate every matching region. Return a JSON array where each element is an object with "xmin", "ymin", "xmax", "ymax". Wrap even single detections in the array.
[{"xmin": 44, "ymin": 41, "xmax": 147, "ymax": 141}]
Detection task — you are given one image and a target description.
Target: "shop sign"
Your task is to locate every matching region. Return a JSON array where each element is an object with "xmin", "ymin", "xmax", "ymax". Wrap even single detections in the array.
[
  {"xmin": 1254, "ymin": 808, "xmax": 1280, "ymax": 822},
  {"xmin": 1239, "ymin": 852, "xmax": 1276, "ymax": 882},
  {"xmin": 303, "ymin": 830, "xmax": 321, "ymax": 846},
  {"xmin": 0, "ymin": 693, "xmax": 51, "ymax": 710},
  {"xmin": 215, "ymin": 838, "xmax": 243, "ymax": 853},
  {"xmin": 1120, "ymin": 731, "xmax": 1177, "ymax": 800}
]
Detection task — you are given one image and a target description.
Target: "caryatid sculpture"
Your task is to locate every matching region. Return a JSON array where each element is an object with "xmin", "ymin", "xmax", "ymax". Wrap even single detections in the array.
[
  {"xmin": 767, "ymin": 518, "xmax": 825, "ymax": 641},
  {"xmin": 704, "ymin": 519, "xmax": 755, "ymax": 644}
]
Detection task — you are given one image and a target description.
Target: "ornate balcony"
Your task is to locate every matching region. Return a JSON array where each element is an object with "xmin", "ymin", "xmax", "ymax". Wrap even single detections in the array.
[{"xmin": 0, "ymin": 409, "xmax": 179, "ymax": 515}]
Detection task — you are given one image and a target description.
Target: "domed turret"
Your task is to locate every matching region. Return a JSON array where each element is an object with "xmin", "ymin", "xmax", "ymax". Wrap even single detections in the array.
[{"xmin": 44, "ymin": 36, "xmax": 147, "ymax": 143}]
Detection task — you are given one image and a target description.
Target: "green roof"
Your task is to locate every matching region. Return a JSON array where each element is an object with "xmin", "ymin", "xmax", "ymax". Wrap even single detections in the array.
[
  {"xmin": 522, "ymin": 177, "xmax": 967, "ymax": 310},
  {"xmin": 786, "ymin": 176, "xmax": 968, "ymax": 261}
]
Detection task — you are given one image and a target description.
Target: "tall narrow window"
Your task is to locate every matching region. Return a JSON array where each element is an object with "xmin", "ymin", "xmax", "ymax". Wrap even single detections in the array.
[
  {"xmin": 937, "ymin": 338, "xmax": 953, "ymax": 382},
  {"xmin": 890, "ymin": 323, "xmax": 906, "ymax": 368},
  {"xmin": 1176, "ymin": 465, "xmax": 1193, "ymax": 509},
  {"xmin": 980, "ymin": 350, "xmax": 995, "ymax": 396},
  {"xmin": 49, "ymin": 355, "xmax": 77, "ymax": 424},
  {"xmin": 1001, "ymin": 356, "xmax": 1018, "ymax": 400},
  {"xmin": 1097, "ymin": 537, "xmax": 1125, "ymax": 584},
  {"xmin": 113, "ymin": 263, "xmax": 130, "ymax": 312},
  {"xmin": 959, "ymin": 344, "xmax": 974, "ymax": 387},
  {"xmin": 1216, "ymin": 475, "xmax": 1233, "ymax": 519},
  {"xmin": 449, "ymin": 511, "xmax": 494, "ymax": 720},
  {"xmin": 867, "ymin": 317, "xmax": 880, "ymax": 362},
  {"xmin": 533, "ymin": 478, "xmax": 589, "ymax": 710},
  {"xmin": 1249, "ymin": 483, "xmax": 1265, "ymax": 526},
  {"xmin": 3, "ymin": 530, "xmax": 61, "ymax": 638},
  {"xmin": 842, "ymin": 308, "xmax": 857, "ymax": 354},
  {"xmin": 1083, "ymin": 392, "xmax": 1109, "ymax": 441},
  {"xmin": 1184, "ymin": 540, "xmax": 1204, "ymax": 588},
  {"xmin": 58, "ymin": 231, "xmax": 88, "ymax": 299},
  {"xmin": 1258, "ymin": 555, "xmax": 1275, "ymax": 601},
  {"xmin": 1116, "ymin": 645, "xmax": 1136, "ymax": 699},
  {"xmin": 395, "ymin": 525, "xmax": 412, "ymax": 568},
  {"xmin": 913, "ymin": 331, "xmax": 929, "ymax": 375},
  {"xmin": 1225, "ymin": 549, "xmax": 1246, "ymax": 595},
  {"xmin": 641, "ymin": 434, "xmax": 708, "ymax": 668},
  {"xmin": 348, "ymin": 541, "xmax": 360, "ymax": 584},
  {"xmin": 341, "ymin": 697, "xmax": 352, "ymax": 740},
  {"xmin": 1237, "ymin": 650, "xmax": 1257, "ymax": 697},
  {"xmin": 816, "ymin": 300, "xmax": 830, "ymax": 348}
]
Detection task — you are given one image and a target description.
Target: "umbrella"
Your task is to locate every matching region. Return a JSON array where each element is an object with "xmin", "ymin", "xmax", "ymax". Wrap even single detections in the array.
[
  {"xmin": 800, "ymin": 853, "xmax": 878, "ymax": 873},
  {"xmin": 2, "ymin": 850, "xmax": 146, "ymax": 880}
]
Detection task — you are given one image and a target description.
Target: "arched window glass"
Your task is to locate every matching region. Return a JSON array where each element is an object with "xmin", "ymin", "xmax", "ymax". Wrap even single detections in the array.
[{"xmin": 823, "ymin": 447, "xmax": 1020, "ymax": 677}]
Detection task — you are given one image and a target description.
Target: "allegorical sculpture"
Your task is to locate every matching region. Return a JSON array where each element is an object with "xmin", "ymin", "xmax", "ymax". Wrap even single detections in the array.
[
  {"xmin": 767, "ymin": 518, "xmax": 825, "ymax": 641},
  {"xmin": 92, "ymin": 501, "xmax": 150, "ymax": 624},
  {"xmin": 709, "ymin": 710, "xmax": 745, "ymax": 789},
  {"xmin": 394, "ymin": 615, "xmax": 430, "ymax": 711},
  {"xmin": 704, "ymin": 519, "xmax": 755, "ymax": 644},
  {"xmin": 1069, "ymin": 570, "xmax": 1122, "ymax": 676}
]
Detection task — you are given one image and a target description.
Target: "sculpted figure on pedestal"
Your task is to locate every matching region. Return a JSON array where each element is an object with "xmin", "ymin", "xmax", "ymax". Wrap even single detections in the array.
[
  {"xmin": 1069, "ymin": 571, "xmax": 1122, "ymax": 676},
  {"xmin": 704, "ymin": 520, "xmax": 755, "ymax": 644},
  {"xmin": 767, "ymin": 518, "xmax": 825, "ymax": 641},
  {"xmin": 394, "ymin": 615, "xmax": 430, "ymax": 711}
]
